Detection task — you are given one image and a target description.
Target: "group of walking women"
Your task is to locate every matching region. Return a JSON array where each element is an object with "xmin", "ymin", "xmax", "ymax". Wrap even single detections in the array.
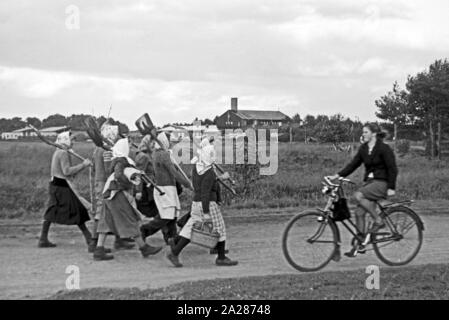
[
  {"xmin": 37, "ymin": 121, "xmax": 238, "ymax": 267},
  {"xmin": 37, "ymin": 120, "xmax": 398, "ymax": 266}
]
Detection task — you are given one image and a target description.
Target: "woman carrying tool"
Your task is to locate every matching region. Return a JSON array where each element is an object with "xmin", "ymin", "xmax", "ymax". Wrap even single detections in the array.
[
  {"xmin": 93, "ymin": 138, "xmax": 162, "ymax": 261},
  {"xmin": 38, "ymin": 131, "xmax": 94, "ymax": 249},
  {"xmin": 166, "ymin": 138, "xmax": 238, "ymax": 268},
  {"xmin": 140, "ymin": 132, "xmax": 193, "ymax": 246},
  {"xmin": 88, "ymin": 123, "xmax": 135, "ymax": 253}
]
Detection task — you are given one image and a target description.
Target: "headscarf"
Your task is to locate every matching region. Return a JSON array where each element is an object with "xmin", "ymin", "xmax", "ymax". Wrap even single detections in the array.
[
  {"xmin": 101, "ymin": 123, "xmax": 119, "ymax": 144},
  {"xmin": 195, "ymin": 138, "xmax": 216, "ymax": 175},
  {"xmin": 112, "ymin": 138, "xmax": 136, "ymax": 166},
  {"xmin": 155, "ymin": 132, "xmax": 170, "ymax": 150},
  {"xmin": 56, "ymin": 131, "xmax": 71, "ymax": 147},
  {"xmin": 139, "ymin": 135, "xmax": 152, "ymax": 152}
]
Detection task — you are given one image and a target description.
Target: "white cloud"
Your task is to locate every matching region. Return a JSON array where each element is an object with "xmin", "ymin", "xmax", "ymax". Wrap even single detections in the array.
[{"xmin": 0, "ymin": 0, "xmax": 448, "ymax": 125}]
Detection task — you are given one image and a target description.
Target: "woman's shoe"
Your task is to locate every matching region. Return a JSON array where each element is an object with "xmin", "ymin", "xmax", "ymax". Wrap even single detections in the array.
[
  {"xmin": 216, "ymin": 257, "xmax": 238, "ymax": 266},
  {"xmin": 38, "ymin": 240, "xmax": 56, "ymax": 248},
  {"xmin": 93, "ymin": 247, "xmax": 114, "ymax": 261},
  {"xmin": 140, "ymin": 244, "xmax": 162, "ymax": 258},
  {"xmin": 114, "ymin": 239, "xmax": 135, "ymax": 250},
  {"xmin": 166, "ymin": 252, "xmax": 183, "ymax": 268}
]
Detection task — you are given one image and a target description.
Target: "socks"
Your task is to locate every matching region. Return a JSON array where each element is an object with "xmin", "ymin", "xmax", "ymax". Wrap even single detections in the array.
[
  {"xmin": 39, "ymin": 221, "xmax": 51, "ymax": 241},
  {"xmin": 172, "ymin": 236, "xmax": 190, "ymax": 256},
  {"xmin": 216, "ymin": 241, "xmax": 226, "ymax": 259}
]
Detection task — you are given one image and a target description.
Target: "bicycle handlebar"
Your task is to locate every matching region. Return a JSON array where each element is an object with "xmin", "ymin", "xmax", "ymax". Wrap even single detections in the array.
[{"xmin": 323, "ymin": 176, "xmax": 355, "ymax": 187}]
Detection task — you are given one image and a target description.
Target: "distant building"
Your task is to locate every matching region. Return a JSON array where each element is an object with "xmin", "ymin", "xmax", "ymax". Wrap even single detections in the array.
[
  {"xmin": 215, "ymin": 97, "xmax": 291, "ymax": 130},
  {"xmin": 38, "ymin": 126, "xmax": 71, "ymax": 137},
  {"xmin": 1, "ymin": 126, "xmax": 70, "ymax": 140},
  {"xmin": 161, "ymin": 124, "xmax": 220, "ymax": 142}
]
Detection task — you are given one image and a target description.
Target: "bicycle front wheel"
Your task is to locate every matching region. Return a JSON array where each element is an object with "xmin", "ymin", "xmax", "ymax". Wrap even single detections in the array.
[
  {"xmin": 282, "ymin": 210, "xmax": 338, "ymax": 272},
  {"xmin": 373, "ymin": 206, "xmax": 423, "ymax": 266}
]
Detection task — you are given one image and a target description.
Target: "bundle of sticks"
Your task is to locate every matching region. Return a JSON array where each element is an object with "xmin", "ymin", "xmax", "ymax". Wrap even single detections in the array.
[{"xmin": 83, "ymin": 117, "xmax": 165, "ymax": 196}]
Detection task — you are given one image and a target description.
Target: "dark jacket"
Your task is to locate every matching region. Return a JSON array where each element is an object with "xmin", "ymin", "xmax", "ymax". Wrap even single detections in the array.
[
  {"xmin": 153, "ymin": 149, "xmax": 191, "ymax": 188},
  {"xmin": 192, "ymin": 167, "xmax": 221, "ymax": 214},
  {"xmin": 338, "ymin": 140, "xmax": 398, "ymax": 190}
]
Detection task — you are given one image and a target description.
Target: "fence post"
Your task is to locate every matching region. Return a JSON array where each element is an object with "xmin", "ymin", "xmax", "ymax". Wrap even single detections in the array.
[{"xmin": 438, "ymin": 122, "xmax": 442, "ymax": 160}]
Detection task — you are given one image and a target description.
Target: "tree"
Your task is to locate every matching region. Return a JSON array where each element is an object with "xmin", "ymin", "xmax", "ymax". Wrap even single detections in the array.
[
  {"xmin": 292, "ymin": 113, "xmax": 302, "ymax": 124},
  {"xmin": 26, "ymin": 117, "xmax": 42, "ymax": 129},
  {"xmin": 406, "ymin": 59, "xmax": 449, "ymax": 157},
  {"xmin": 375, "ymin": 81, "xmax": 412, "ymax": 140},
  {"xmin": 42, "ymin": 114, "xmax": 68, "ymax": 128}
]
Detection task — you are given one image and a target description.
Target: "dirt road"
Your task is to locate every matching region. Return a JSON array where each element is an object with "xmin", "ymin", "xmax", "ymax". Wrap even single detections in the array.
[{"xmin": 0, "ymin": 208, "xmax": 448, "ymax": 299}]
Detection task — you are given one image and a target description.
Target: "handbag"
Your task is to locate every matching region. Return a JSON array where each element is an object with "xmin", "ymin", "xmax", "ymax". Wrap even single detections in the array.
[{"xmin": 331, "ymin": 197, "xmax": 351, "ymax": 221}]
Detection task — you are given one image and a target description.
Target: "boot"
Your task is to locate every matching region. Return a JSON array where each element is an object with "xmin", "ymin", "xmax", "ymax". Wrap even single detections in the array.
[
  {"xmin": 38, "ymin": 240, "xmax": 57, "ymax": 248},
  {"xmin": 215, "ymin": 257, "xmax": 239, "ymax": 266},
  {"xmin": 88, "ymin": 239, "xmax": 111, "ymax": 253},
  {"xmin": 215, "ymin": 241, "xmax": 238, "ymax": 266},
  {"xmin": 139, "ymin": 244, "xmax": 162, "ymax": 258},
  {"xmin": 93, "ymin": 247, "xmax": 114, "ymax": 261},
  {"xmin": 114, "ymin": 238, "xmax": 135, "ymax": 250},
  {"xmin": 166, "ymin": 251, "xmax": 183, "ymax": 268}
]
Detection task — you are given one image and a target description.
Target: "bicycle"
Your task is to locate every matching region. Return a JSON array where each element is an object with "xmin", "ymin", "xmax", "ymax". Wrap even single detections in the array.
[{"xmin": 282, "ymin": 177, "xmax": 425, "ymax": 272}]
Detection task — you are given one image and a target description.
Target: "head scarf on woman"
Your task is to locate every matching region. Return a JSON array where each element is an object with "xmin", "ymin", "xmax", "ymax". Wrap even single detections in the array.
[
  {"xmin": 56, "ymin": 131, "xmax": 71, "ymax": 147},
  {"xmin": 195, "ymin": 138, "xmax": 216, "ymax": 175},
  {"xmin": 112, "ymin": 138, "xmax": 136, "ymax": 166},
  {"xmin": 101, "ymin": 123, "xmax": 119, "ymax": 144}
]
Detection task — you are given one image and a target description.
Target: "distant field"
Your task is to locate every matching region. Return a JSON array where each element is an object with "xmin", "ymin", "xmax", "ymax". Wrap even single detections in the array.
[{"xmin": 1, "ymin": 140, "xmax": 449, "ymax": 218}]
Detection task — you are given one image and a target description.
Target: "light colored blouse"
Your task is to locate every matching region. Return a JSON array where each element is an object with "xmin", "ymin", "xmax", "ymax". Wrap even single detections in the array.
[{"xmin": 50, "ymin": 149, "xmax": 85, "ymax": 180}]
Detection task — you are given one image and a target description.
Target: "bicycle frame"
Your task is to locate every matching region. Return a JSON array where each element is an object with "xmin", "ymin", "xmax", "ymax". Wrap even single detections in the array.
[{"xmin": 317, "ymin": 181, "xmax": 409, "ymax": 248}]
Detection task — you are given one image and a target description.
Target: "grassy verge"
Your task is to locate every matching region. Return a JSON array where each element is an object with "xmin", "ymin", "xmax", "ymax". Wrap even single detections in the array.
[
  {"xmin": 2, "ymin": 141, "xmax": 449, "ymax": 218},
  {"xmin": 49, "ymin": 263, "xmax": 449, "ymax": 300}
]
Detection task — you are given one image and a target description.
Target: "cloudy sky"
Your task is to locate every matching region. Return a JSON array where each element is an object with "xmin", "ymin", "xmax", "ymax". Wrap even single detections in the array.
[{"xmin": 1, "ymin": 0, "xmax": 448, "ymax": 127}]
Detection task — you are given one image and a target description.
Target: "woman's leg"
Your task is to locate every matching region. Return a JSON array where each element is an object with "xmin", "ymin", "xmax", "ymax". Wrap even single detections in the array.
[
  {"xmin": 93, "ymin": 233, "xmax": 113, "ymax": 261},
  {"xmin": 354, "ymin": 192, "xmax": 381, "ymax": 224},
  {"xmin": 38, "ymin": 220, "xmax": 56, "ymax": 247},
  {"xmin": 78, "ymin": 223, "xmax": 93, "ymax": 247},
  {"xmin": 209, "ymin": 202, "xmax": 238, "ymax": 266},
  {"xmin": 166, "ymin": 236, "xmax": 190, "ymax": 268}
]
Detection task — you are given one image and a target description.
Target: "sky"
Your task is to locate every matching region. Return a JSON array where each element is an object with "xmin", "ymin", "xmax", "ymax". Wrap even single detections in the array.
[{"xmin": 0, "ymin": 0, "xmax": 448, "ymax": 128}]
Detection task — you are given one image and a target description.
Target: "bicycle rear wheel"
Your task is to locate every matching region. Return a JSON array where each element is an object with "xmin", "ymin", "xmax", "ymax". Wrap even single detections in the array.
[
  {"xmin": 282, "ymin": 210, "xmax": 338, "ymax": 272},
  {"xmin": 373, "ymin": 206, "xmax": 423, "ymax": 266}
]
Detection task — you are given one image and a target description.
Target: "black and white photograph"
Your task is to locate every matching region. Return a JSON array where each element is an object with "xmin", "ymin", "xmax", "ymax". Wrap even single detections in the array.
[{"xmin": 0, "ymin": 0, "xmax": 448, "ymax": 304}]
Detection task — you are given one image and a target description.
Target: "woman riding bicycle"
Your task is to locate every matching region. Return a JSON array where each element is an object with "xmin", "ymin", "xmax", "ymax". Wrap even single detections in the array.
[{"xmin": 328, "ymin": 123, "xmax": 398, "ymax": 257}]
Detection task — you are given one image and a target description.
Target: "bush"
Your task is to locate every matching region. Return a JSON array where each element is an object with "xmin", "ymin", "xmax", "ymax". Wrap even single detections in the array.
[{"xmin": 396, "ymin": 139, "xmax": 410, "ymax": 155}]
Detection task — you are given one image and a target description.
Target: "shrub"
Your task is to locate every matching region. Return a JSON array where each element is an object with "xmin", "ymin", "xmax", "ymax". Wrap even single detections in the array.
[{"xmin": 396, "ymin": 139, "xmax": 410, "ymax": 155}]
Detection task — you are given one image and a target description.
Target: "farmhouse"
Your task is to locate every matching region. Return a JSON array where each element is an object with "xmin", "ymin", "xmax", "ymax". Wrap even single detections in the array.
[{"xmin": 215, "ymin": 97, "xmax": 291, "ymax": 130}]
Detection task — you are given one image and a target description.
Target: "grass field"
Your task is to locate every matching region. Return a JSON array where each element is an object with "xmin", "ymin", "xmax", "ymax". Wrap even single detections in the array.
[
  {"xmin": 1, "ymin": 140, "xmax": 449, "ymax": 218},
  {"xmin": 48, "ymin": 263, "xmax": 449, "ymax": 300}
]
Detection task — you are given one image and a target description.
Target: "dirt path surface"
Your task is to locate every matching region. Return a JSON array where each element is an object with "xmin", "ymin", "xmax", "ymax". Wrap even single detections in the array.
[{"xmin": 0, "ymin": 208, "xmax": 448, "ymax": 300}]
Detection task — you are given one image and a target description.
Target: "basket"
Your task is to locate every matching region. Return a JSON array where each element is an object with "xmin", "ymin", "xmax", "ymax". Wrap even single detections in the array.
[{"xmin": 190, "ymin": 220, "xmax": 220, "ymax": 249}]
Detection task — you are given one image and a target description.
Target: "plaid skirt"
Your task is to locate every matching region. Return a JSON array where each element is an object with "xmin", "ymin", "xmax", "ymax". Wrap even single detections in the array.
[{"xmin": 179, "ymin": 201, "xmax": 226, "ymax": 242}]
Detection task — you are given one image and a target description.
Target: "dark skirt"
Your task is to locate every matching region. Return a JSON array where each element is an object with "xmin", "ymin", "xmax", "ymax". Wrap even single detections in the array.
[{"xmin": 44, "ymin": 177, "xmax": 90, "ymax": 225}]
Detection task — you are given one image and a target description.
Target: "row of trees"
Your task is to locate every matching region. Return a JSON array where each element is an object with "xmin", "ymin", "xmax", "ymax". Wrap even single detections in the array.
[
  {"xmin": 0, "ymin": 114, "xmax": 129, "ymax": 134},
  {"xmin": 375, "ymin": 59, "xmax": 449, "ymax": 158}
]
